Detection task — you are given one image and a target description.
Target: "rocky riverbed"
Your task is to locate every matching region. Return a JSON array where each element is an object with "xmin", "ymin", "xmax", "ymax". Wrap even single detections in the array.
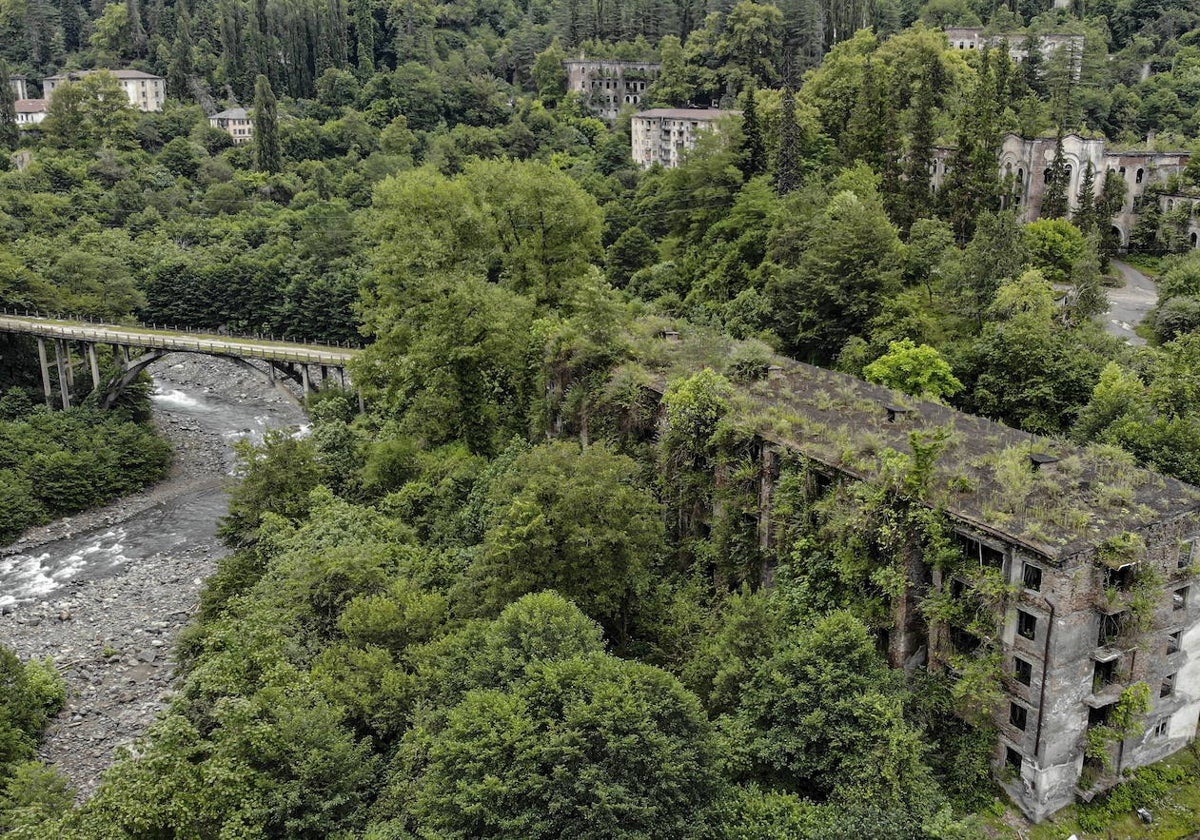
[{"xmin": 0, "ymin": 355, "xmax": 306, "ymax": 798}]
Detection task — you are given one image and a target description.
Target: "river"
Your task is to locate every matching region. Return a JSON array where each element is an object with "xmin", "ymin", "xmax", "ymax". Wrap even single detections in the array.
[{"xmin": 0, "ymin": 355, "xmax": 307, "ymax": 797}]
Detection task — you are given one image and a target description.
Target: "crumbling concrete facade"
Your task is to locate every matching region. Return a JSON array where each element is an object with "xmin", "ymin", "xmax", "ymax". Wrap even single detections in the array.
[
  {"xmin": 564, "ymin": 59, "xmax": 660, "ymax": 122},
  {"xmin": 931, "ymin": 133, "xmax": 1192, "ymax": 248},
  {"xmin": 633, "ymin": 330, "xmax": 1200, "ymax": 823}
]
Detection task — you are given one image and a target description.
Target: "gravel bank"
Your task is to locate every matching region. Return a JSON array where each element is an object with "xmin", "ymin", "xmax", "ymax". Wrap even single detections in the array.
[{"xmin": 0, "ymin": 354, "xmax": 305, "ymax": 798}]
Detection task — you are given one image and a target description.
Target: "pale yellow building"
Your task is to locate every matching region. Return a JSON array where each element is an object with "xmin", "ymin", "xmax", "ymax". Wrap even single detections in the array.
[
  {"xmin": 630, "ymin": 108, "xmax": 738, "ymax": 169},
  {"xmin": 43, "ymin": 69, "xmax": 165, "ymax": 112},
  {"xmin": 209, "ymin": 107, "xmax": 253, "ymax": 145}
]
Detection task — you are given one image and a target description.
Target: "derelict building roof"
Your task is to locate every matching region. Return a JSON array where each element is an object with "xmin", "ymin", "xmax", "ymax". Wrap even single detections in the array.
[{"xmin": 638, "ymin": 326, "xmax": 1200, "ymax": 562}]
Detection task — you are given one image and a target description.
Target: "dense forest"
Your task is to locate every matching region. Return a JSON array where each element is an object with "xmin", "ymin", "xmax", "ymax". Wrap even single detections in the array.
[{"xmin": 2, "ymin": 0, "xmax": 1200, "ymax": 836}]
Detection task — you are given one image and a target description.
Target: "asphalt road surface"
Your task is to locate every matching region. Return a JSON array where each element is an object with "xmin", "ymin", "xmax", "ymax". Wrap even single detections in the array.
[{"xmin": 1105, "ymin": 260, "xmax": 1158, "ymax": 346}]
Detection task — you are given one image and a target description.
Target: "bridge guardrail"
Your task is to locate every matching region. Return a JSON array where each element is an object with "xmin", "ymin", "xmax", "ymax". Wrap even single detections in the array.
[{"xmin": 0, "ymin": 315, "xmax": 359, "ymax": 366}]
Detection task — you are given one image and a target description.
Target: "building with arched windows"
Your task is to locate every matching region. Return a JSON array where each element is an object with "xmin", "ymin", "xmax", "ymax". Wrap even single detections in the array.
[{"xmin": 931, "ymin": 134, "xmax": 1192, "ymax": 249}]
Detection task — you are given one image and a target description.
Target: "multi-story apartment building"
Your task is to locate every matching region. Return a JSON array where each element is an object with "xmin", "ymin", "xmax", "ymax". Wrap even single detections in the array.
[
  {"xmin": 43, "ymin": 69, "xmax": 165, "ymax": 112},
  {"xmin": 632, "ymin": 329, "xmax": 1200, "ymax": 823},
  {"xmin": 631, "ymin": 108, "xmax": 739, "ymax": 169},
  {"xmin": 209, "ymin": 107, "xmax": 253, "ymax": 145},
  {"xmin": 564, "ymin": 59, "xmax": 660, "ymax": 121}
]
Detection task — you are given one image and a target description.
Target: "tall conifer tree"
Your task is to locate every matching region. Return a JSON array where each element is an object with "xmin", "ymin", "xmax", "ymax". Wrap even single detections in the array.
[
  {"xmin": 1041, "ymin": 133, "xmax": 1070, "ymax": 219},
  {"xmin": 354, "ymin": 0, "xmax": 374, "ymax": 77},
  {"xmin": 739, "ymin": 82, "xmax": 765, "ymax": 177},
  {"xmin": 168, "ymin": 2, "xmax": 194, "ymax": 101},
  {"xmin": 253, "ymin": 74, "xmax": 280, "ymax": 173},
  {"xmin": 0, "ymin": 62, "xmax": 18, "ymax": 152}
]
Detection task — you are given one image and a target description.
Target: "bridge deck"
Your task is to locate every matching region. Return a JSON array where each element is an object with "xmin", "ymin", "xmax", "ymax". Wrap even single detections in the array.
[{"xmin": 0, "ymin": 316, "xmax": 359, "ymax": 366}]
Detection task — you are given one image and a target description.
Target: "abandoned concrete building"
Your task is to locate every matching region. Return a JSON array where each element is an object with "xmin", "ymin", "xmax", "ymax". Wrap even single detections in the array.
[
  {"xmin": 638, "ymin": 328, "xmax": 1200, "ymax": 822},
  {"xmin": 944, "ymin": 27, "xmax": 1085, "ymax": 73},
  {"xmin": 564, "ymin": 58, "xmax": 660, "ymax": 121},
  {"xmin": 8, "ymin": 74, "xmax": 29, "ymax": 100},
  {"xmin": 930, "ymin": 133, "xmax": 1193, "ymax": 248},
  {"xmin": 630, "ymin": 108, "xmax": 739, "ymax": 169}
]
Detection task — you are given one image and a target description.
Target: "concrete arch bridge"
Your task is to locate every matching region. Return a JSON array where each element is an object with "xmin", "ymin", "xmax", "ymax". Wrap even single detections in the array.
[{"xmin": 0, "ymin": 314, "xmax": 361, "ymax": 410}]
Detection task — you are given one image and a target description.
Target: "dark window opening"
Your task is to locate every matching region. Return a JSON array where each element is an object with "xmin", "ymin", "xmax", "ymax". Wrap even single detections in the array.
[
  {"xmin": 1010, "ymin": 702, "xmax": 1028, "ymax": 731},
  {"xmin": 1154, "ymin": 717, "xmax": 1170, "ymax": 738},
  {"xmin": 1179, "ymin": 538, "xmax": 1196, "ymax": 569},
  {"xmin": 1093, "ymin": 659, "xmax": 1117, "ymax": 690},
  {"xmin": 1023, "ymin": 563, "xmax": 1043, "ymax": 591},
  {"xmin": 1005, "ymin": 747, "xmax": 1022, "ymax": 771},
  {"xmin": 1017, "ymin": 610, "xmax": 1037, "ymax": 640},
  {"xmin": 1174, "ymin": 587, "xmax": 1189, "ymax": 611},
  {"xmin": 956, "ymin": 534, "xmax": 1004, "ymax": 569},
  {"xmin": 1014, "ymin": 657, "xmax": 1033, "ymax": 686},
  {"xmin": 1104, "ymin": 564, "xmax": 1135, "ymax": 590},
  {"xmin": 1098, "ymin": 612, "xmax": 1126, "ymax": 647},
  {"xmin": 1136, "ymin": 168, "xmax": 1144, "ymax": 184},
  {"xmin": 1168, "ymin": 631, "xmax": 1182, "ymax": 654},
  {"xmin": 1089, "ymin": 703, "xmax": 1114, "ymax": 728},
  {"xmin": 1161, "ymin": 673, "xmax": 1176, "ymax": 698},
  {"xmin": 951, "ymin": 626, "xmax": 982, "ymax": 655}
]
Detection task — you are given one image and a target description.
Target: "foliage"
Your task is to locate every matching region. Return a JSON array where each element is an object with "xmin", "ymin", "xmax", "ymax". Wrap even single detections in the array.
[{"xmin": 863, "ymin": 339, "xmax": 963, "ymax": 400}]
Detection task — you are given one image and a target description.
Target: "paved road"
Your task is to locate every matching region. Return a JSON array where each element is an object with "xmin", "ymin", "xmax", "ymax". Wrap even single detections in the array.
[
  {"xmin": 0, "ymin": 315, "xmax": 359, "ymax": 366},
  {"xmin": 1105, "ymin": 260, "xmax": 1158, "ymax": 346}
]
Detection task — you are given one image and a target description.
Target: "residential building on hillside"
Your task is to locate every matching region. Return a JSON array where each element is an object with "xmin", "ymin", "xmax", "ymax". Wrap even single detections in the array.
[
  {"xmin": 209, "ymin": 107, "xmax": 253, "ymax": 145},
  {"xmin": 43, "ymin": 69, "xmax": 165, "ymax": 112},
  {"xmin": 631, "ymin": 108, "xmax": 739, "ymax": 169},
  {"xmin": 14, "ymin": 99, "xmax": 48, "ymax": 126},
  {"xmin": 623, "ymin": 329, "xmax": 1200, "ymax": 823},
  {"xmin": 9, "ymin": 75, "xmax": 28, "ymax": 100},
  {"xmin": 564, "ymin": 58, "xmax": 660, "ymax": 121},
  {"xmin": 930, "ymin": 133, "xmax": 1192, "ymax": 248}
]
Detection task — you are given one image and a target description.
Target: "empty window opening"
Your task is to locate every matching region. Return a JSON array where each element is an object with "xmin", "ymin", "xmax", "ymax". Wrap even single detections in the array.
[
  {"xmin": 951, "ymin": 626, "xmax": 982, "ymax": 655},
  {"xmin": 1018, "ymin": 610, "xmax": 1037, "ymax": 640},
  {"xmin": 1153, "ymin": 717, "xmax": 1170, "ymax": 738},
  {"xmin": 957, "ymin": 534, "xmax": 1003, "ymax": 569},
  {"xmin": 1181, "ymin": 538, "xmax": 1198, "ymax": 570},
  {"xmin": 1023, "ymin": 563, "xmax": 1043, "ymax": 591},
  {"xmin": 1105, "ymin": 564, "xmax": 1137, "ymax": 590},
  {"xmin": 1093, "ymin": 659, "xmax": 1117, "ymax": 690},
  {"xmin": 1014, "ymin": 657, "xmax": 1033, "ymax": 686},
  {"xmin": 1168, "ymin": 630, "xmax": 1182, "ymax": 654},
  {"xmin": 1174, "ymin": 587, "xmax": 1189, "ymax": 611},
  {"xmin": 1010, "ymin": 702, "xmax": 1028, "ymax": 731},
  {"xmin": 1005, "ymin": 747, "xmax": 1022, "ymax": 771},
  {"xmin": 1136, "ymin": 168, "xmax": 1144, "ymax": 184},
  {"xmin": 1161, "ymin": 673, "xmax": 1177, "ymax": 698},
  {"xmin": 1098, "ymin": 612, "xmax": 1127, "ymax": 647},
  {"xmin": 1089, "ymin": 703, "xmax": 1114, "ymax": 728}
]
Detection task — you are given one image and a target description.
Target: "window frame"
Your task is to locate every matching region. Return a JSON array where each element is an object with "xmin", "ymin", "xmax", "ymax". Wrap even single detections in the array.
[{"xmin": 1017, "ymin": 609, "xmax": 1037, "ymax": 641}]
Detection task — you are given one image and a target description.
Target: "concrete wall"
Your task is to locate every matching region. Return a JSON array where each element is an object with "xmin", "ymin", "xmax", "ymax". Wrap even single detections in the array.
[{"xmin": 564, "ymin": 60, "xmax": 660, "ymax": 122}]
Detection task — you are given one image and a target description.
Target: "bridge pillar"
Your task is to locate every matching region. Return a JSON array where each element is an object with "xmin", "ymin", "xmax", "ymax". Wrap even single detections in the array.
[
  {"xmin": 36, "ymin": 338, "xmax": 53, "ymax": 407},
  {"xmin": 63, "ymin": 341, "xmax": 74, "ymax": 388},
  {"xmin": 53, "ymin": 340, "xmax": 70, "ymax": 410},
  {"xmin": 338, "ymin": 367, "xmax": 346, "ymax": 387},
  {"xmin": 358, "ymin": 390, "xmax": 365, "ymax": 413},
  {"xmin": 86, "ymin": 343, "xmax": 101, "ymax": 391},
  {"xmin": 300, "ymin": 364, "xmax": 310, "ymax": 395}
]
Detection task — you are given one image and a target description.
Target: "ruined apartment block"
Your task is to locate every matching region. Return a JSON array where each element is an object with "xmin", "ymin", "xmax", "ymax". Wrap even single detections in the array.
[{"xmin": 641, "ymin": 330, "xmax": 1200, "ymax": 822}]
